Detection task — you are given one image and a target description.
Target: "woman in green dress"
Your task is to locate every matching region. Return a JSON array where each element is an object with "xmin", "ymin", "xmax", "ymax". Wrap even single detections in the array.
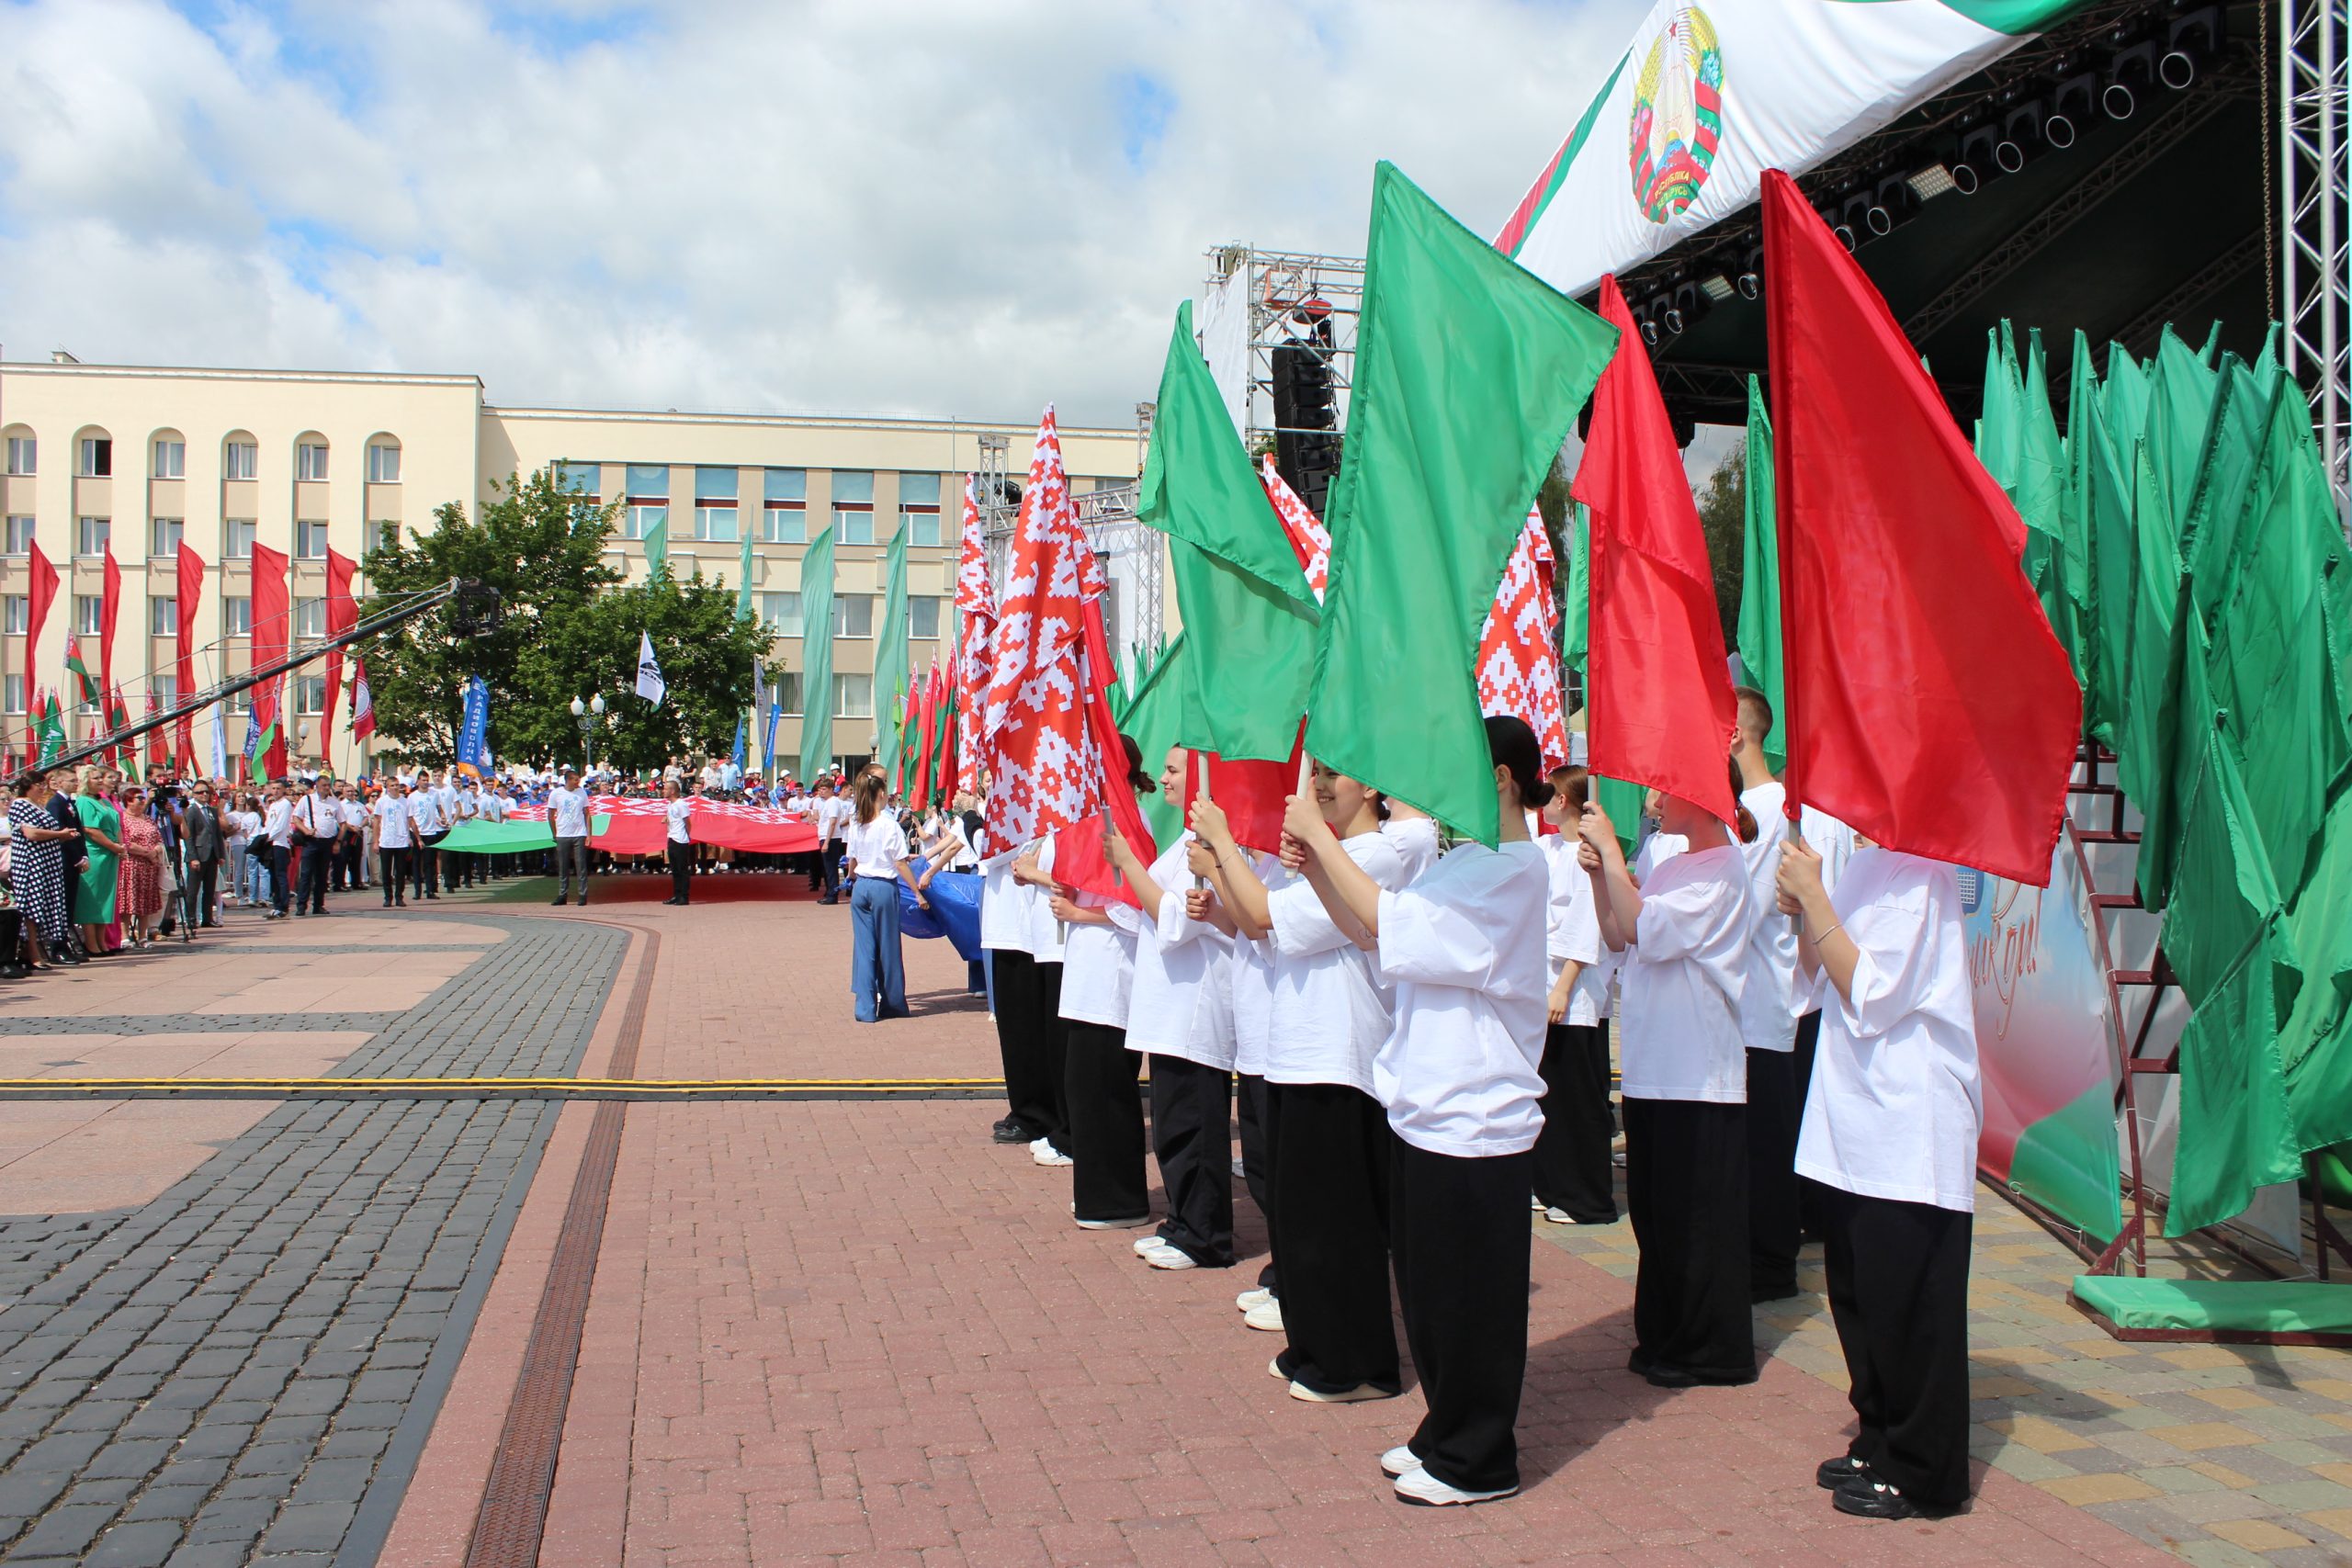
[{"xmin": 75, "ymin": 766, "xmax": 123, "ymax": 954}]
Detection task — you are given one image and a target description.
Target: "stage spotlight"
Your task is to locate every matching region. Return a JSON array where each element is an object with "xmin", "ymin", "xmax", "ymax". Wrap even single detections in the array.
[
  {"xmin": 1668, "ymin": 281, "xmax": 1713, "ymax": 334},
  {"xmin": 2048, "ymin": 66, "xmax": 2098, "ymax": 148},
  {"xmin": 1735, "ymin": 244, "xmax": 1763, "ymax": 300},
  {"xmin": 1638, "ymin": 299, "xmax": 1664, "ymax": 348},
  {"xmin": 1869, "ymin": 174, "xmax": 1922, "ymax": 234},
  {"xmin": 2104, "ymin": 29, "xmax": 2156, "ymax": 119},
  {"xmin": 1956, "ymin": 120, "xmax": 2001, "ymax": 191},
  {"xmin": 1996, "ymin": 91, "xmax": 2044, "ymax": 173},
  {"xmin": 1906, "ymin": 163, "xmax": 1959, "ymax": 201},
  {"xmin": 2162, "ymin": 6, "xmax": 2224, "ymax": 89},
  {"xmin": 1839, "ymin": 191, "xmax": 1876, "ymax": 244},
  {"xmin": 1699, "ymin": 273, "xmax": 1736, "ymax": 304}
]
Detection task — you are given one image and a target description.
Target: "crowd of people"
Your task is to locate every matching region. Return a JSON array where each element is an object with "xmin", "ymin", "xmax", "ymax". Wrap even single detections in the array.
[{"xmin": 965, "ymin": 702, "xmax": 1983, "ymax": 1521}]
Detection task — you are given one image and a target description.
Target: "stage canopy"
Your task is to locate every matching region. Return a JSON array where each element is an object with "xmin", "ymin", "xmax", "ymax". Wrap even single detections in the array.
[{"xmin": 1502, "ymin": 0, "xmax": 2267, "ymax": 430}]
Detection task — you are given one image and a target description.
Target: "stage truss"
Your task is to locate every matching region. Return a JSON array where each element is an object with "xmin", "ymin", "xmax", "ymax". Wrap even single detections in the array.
[
  {"xmin": 1204, "ymin": 243, "xmax": 1366, "ymax": 466},
  {"xmin": 2283, "ymin": 0, "xmax": 2352, "ymax": 512},
  {"xmin": 977, "ymin": 412, "xmax": 1166, "ymax": 660}
]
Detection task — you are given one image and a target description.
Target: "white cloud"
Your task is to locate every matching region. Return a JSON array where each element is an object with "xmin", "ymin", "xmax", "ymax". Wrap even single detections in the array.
[{"xmin": 0, "ymin": 0, "xmax": 1650, "ymax": 425}]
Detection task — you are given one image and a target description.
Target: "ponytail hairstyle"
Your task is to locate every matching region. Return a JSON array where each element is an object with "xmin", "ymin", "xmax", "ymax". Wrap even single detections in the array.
[
  {"xmin": 1728, "ymin": 756, "xmax": 1758, "ymax": 843},
  {"xmin": 1553, "ymin": 764, "xmax": 1590, "ymax": 814},
  {"xmin": 1484, "ymin": 715, "xmax": 1554, "ymax": 810},
  {"xmin": 1119, "ymin": 733, "xmax": 1156, "ymax": 795},
  {"xmin": 855, "ymin": 770, "xmax": 887, "ymax": 825}
]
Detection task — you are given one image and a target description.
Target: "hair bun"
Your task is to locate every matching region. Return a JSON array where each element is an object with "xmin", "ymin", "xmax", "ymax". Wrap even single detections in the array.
[{"xmin": 1525, "ymin": 780, "xmax": 1556, "ymax": 809}]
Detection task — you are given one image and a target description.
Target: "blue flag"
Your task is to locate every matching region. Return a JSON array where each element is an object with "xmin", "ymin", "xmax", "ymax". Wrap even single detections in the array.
[
  {"xmin": 455, "ymin": 675, "xmax": 490, "ymax": 779},
  {"xmin": 730, "ymin": 714, "xmax": 747, "ymax": 773},
  {"xmin": 763, "ymin": 698, "xmax": 783, "ymax": 779}
]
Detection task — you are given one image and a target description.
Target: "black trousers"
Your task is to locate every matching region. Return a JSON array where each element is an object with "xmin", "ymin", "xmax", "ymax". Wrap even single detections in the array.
[
  {"xmin": 989, "ymin": 949, "xmax": 1061, "ymax": 1145},
  {"xmin": 1623, "ymin": 1097, "xmax": 1757, "ymax": 1385},
  {"xmin": 1237, "ymin": 1072, "xmax": 1276, "ymax": 1292},
  {"xmin": 1391, "ymin": 1137, "xmax": 1533, "ymax": 1494},
  {"xmin": 668, "ymin": 840, "xmax": 694, "ymax": 903},
  {"xmin": 1148, "ymin": 1055, "xmax": 1233, "ymax": 1266},
  {"xmin": 187, "ymin": 857, "xmax": 219, "ymax": 925},
  {"xmin": 1532, "ymin": 1021, "xmax": 1618, "ymax": 1223},
  {"xmin": 266, "ymin": 843, "xmax": 291, "ymax": 915},
  {"xmin": 413, "ymin": 835, "xmax": 441, "ymax": 897},
  {"xmin": 379, "ymin": 848, "xmax": 408, "ymax": 902},
  {"xmin": 1815, "ymin": 1181, "xmax": 1974, "ymax": 1509},
  {"xmin": 1791, "ymin": 1011, "xmax": 1826, "ymax": 1240},
  {"xmin": 298, "ymin": 839, "xmax": 334, "ymax": 912},
  {"xmin": 1747, "ymin": 1046, "xmax": 1804, "ymax": 1300},
  {"xmin": 1264, "ymin": 1080, "xmax": 1396, "ymax": 1393},
  {"xmin": 554, "ymin": 838, "xmax": 592, "ymax": 900},
  {"xmin": 1063, "ymin": 1020, "xmax": 1147, "ymax": 1222}
]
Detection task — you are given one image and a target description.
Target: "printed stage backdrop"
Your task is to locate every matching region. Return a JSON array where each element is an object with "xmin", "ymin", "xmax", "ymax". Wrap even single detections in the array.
[{"xmin": 1962, "ymin": 842, "xmax": 2123, "ymax": 1243}]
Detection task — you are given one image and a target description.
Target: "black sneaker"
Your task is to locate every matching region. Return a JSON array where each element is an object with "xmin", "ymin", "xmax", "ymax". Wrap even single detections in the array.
[
  {"xmin": 1833, "ymin": 1478, "xmax": 1956, "ymax": 1520},
  {"xmin": 1815, "ymin": 1455, "xmax": 1873, "ymax": 1491},
  {"xmin": 991, "ymin": 1118, "xmax": 1033, "ymax": 1145}
]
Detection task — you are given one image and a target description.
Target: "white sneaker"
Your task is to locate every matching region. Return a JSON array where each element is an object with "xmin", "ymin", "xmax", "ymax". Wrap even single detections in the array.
[
  {"xmin": 1074, "ymin": 1213, "xmax": 1152, "ymax": 1231},
  {"xmin": 1531, "ymin": 1192, "xmax": 1544, "ymax": 1211},
  {"xmin": 1544, "ymin": 1207, "xmax": 1575, "ymax": 1224},
  {"xmin": 1236, "ymin": 1288, "xmax": 1273, "ymax": 1313},
  {"xmin": 1133, "ymin": 1235, "xmax": 1168, "ymax": 1255},
  {"xmin": 1230, "ymin": 1156, "xmax": 1247, "ymax": 1178},
  {"xmin": 1268, "ymin": 1357, "xmax": 1288, "ymax": 1382},
  {"xmin": 1033, "ymin": 1144, "xmax": 1073, "ymax": 1168},
  {"xmin": 1393, "ymin": 1466, "xmax": 1519, "ymax": 1506},
  {"xmin": 1291, "ymin": 1380, "xmax": 1396, "ymax": 1404},
  {"xmin": 1029, "ymin": 1137, "xmax": 1047, "ymax": 1153},
  {"xmin": 1144, "ymin": 1244, "xmax": 1197, "ymax": 1270},
  {"xmin": 1243, "ymin": 1299, "xmax": 1284, "ymax": 1333},
  {"xmin": 1380, "ymin": 1445, "xmax": 1420, "ymax": 1478}
]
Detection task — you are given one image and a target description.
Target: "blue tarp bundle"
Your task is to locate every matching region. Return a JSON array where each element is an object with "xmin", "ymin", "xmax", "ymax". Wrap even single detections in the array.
[{"xmin": 898, "ymin": 859, "xmax": 982, "ymax": 963}]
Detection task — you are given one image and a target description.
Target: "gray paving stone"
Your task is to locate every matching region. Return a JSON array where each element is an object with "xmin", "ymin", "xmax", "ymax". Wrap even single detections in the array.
[{"xmin": 82, "ymin": 1518, "xmax": 184, "ymax": 1568}]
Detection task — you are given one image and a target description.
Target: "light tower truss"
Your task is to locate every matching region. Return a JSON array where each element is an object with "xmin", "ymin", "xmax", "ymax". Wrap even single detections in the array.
[
  {"xmin": 977, "ymin": 415, "xmax": 1164, "ymax": 662},
  {"xmin": 1203, "ymin": 243, "xmax": 1366, "ymax": 461},
  {"xmin": 2282, "ymin": 0, "xmax": 2352, "ymax": 514}
]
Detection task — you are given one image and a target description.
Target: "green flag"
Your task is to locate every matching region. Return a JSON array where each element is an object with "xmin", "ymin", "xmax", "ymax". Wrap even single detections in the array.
[
  {"xmin": 797, "ymin": 526, "xmax": 836, "ymax": 782},
  {"xmin": 1733, "ymin": 376, "xmax": 1784, "ymax": 774},
  {"xmin": 1116, "ymin": 633, "xmax": 1193, "ymax": 845},
  {"xmin": 736, "ymin": 531, "xmax": 754, "ymax": 622},
  {"xmin": 1304, "ymin": 161, "xmax": 1616, "ymax": 845},
  {"xmin": 1561, "ymin": 502, "xmax": 1589, "ymax": 675},
  {"xmin": 641, "ymin": 510, "xmax": 670, "ymax": 581},
  {"xmin": 2018, "ymin": 329, "xmax": 2073, "ymax": 659},
  {"xmin": 874, "ymin": 519, "xmax": 910, "ymax": 782},
  {"xmin": 36, "ymin": 693, "xmax": 64, "ymax": 767},
  {"xmin": 1137, "ymin": 301, "xmax": 1319, "ymax": 762}
]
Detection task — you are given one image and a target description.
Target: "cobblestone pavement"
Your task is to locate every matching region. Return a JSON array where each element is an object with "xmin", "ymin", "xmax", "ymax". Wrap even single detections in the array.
[
  {"xmin": 0, "ymin": 1015, "xmax": 407, "ymax": 1039},
  {"xmin": 1543, "ymin": 1192, "xmax": 2352, "ymax": 1566},
  {"xmin": 0, "ymin": 913, "xmax": 624, "ymax": 1566}
]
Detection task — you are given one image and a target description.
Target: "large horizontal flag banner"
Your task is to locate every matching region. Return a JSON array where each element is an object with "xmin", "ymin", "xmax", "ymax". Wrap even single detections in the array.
[
  {"xmin": 437, "ymin": 796, "xmax": 818, "ymax": 857},
  {"xmin": 1497, "ymin": 0, "xmax": 2088, "ymax": 292}
]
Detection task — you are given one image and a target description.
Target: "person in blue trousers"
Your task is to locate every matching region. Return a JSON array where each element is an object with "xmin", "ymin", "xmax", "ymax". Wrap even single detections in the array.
[{"xmin": 842, "ymin": 771, "xmax": 928, "ymax": 1022}]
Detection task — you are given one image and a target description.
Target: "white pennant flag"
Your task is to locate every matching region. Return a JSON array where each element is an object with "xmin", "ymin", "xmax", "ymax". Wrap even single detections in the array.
[{"xmin": 636, "ymin": 631, "xmax": 667, "ymax": 707}]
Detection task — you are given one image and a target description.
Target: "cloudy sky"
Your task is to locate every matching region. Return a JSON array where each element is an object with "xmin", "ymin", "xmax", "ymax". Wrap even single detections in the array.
[{"xmin": 0, "ymin": 0, "xmax": 1649, "ymax": 430}]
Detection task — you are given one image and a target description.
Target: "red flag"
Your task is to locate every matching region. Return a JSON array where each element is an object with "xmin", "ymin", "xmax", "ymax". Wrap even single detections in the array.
[
  {"xmin": 982, "ymin": 409, "xmax": 1106, "ymax": 848},
  {"xmin": 249, "ymin": 543, "xmax": 289, "ymax": 777},
  {"xmin": 98, "ymin": 543, "xmax": 120, "ymax": 700},
  {"xmin": 144, "ymin": 687, "xmax": 167, "ymax": 771},
  {"xmin": 321, "ymin": 547, "xmax": 356, "ymax": 758},
  {"xmin": 350, "ymin": 657, "xmax": 377, "ymax": 741},
  {"xmin": 911, "ymin": 662, "xmax": 940, "ymax": 812},
  {"xmin": 1571, "ymin": 275, "xmax": 1737, "ymax": 825},
  {"xmin": 1761, "ymin": 169, "xmax": 2076, "ymax": 884},
  {"xmin": 23, "ymin": 539, "xmax": 57, "ymax": 733},
  {"xmin": 953, "ymin": 474, "xmax": 997, "ymax": 798},
  {"xmin": 1173, "ymin": 738, "xmax": 1301, "ymax": 858},
  {"xmin": 1476, "ymin": 506, "xmax": 1572, "ymax": 773},
  {"xmin": 174, "ymin": 545, "xmax": 206, "ymax": 773},
  {"xmin": 1051, "ymin": 595, "xmax": 1159, "ymax": 908}
]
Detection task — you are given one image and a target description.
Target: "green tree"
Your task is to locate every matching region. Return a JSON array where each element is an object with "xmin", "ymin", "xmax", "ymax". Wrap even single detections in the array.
[
  {"xmin": 550, "ymin": 571, "xmax": 771, "ymax": 773},
  {"xmin": 1694, "ymin": 448, "xmax": 1746, "ymax": 649}
]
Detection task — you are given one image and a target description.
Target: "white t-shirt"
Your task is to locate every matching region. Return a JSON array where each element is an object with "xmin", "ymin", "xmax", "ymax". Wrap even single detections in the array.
[
  {"xmin": 819, "ymin": 796, "xmax": 854, "ymax": 843},
  {"xmin": 664, "ymin": 797, "xmax": 693, "ymax": 844},
  {"xmin": 979, "ymin": 848, "xmax": 1029, "ymax": 954},
  {"xmin": 1059, "ymin": 897, "xmax": 1142, "ymax": 1031},
  {"xmin": 1020, "ymin": 835, "xmax": 1066, "ymax": 964},
  {"xmin": 1794, "ymin": 850, "xmax": 1982, "ymax": 1213},
  {"xmin": 1542, "ymin": 833, "xmax": 1616, "ymax": 1027},
  {"xmin": 407, "ymin": 791, "xmax": 447, "ymax": 837},
  {"xmin": 1381, "ymin": 814, "xmax": 1443, "ymax": 885},
  {"xmin": 1372, "ymin": 839, "xmax": 1551, "ymax": 1158},
  {"xmin": 1738, "ymin": 783, "xmax": 1801, "ymax": 1054},
  {"xmin": 338, "ymin": 799, "xmax": 367, "ymax": 832},
  {"xmin": 294, "ymin": 793, "xmax": 339, "ymax": 841},
  {"xmin": 434, "ymin": 784, "xmax": 459, "ymax": 824},
  {"xmin": 263, "ymin": 797, "xmax": 295, "ymax": 848},
  {"xmin": 1266, "ymin": 830, "xmax": 1408, "ymax": 1094},
  {"xmin": 1633, "ymin": 829, "xmax": 1688, "ymax": 883},
  {"xmin": 548, "ymin": 786, "xmax": 591, "ymax": 839},
  {"xmin": 1617, "ymin": 841, "xmax": 1750, "ymax": 1104},
  {"xmin": 842, "ymin": 813, "xmax": 908, "ymax": 876},
  {"xmin": 1228, "ymin": 854, "xmax": 1290, "ymax": 1077},
  {"xmin": 226, "ymin": 810, "xmax": 255, "ymax": 846},
  {"xmin": 1123, "ymin": 833, "xmax": 1237, "ymax": 1071},
  {"xmin": 371, "ymin": 795, "xmax": 413, "ymax": 849}
]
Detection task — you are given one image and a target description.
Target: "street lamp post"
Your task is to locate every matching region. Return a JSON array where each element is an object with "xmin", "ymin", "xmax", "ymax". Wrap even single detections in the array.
[{"xmin": 570, "ymin": 694, "xmax": 605, "ymax": 777}]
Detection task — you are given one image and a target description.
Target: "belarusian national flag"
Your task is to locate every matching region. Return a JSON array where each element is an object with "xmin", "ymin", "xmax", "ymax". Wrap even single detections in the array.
[
  {"xmin": 1260, "ymin": 458, "xmax": 1329, "ymax": 603},
  {"xmin": 1735, "ymin": 375, "xmax": 1786, "ymax": 774},
  {"xmin": 1304, "ymin": 161, "xmax": 1616, "ymax": 846},
  {"xmin": 1136, "ymin": 301, "xmax": 1318, "ymax": 764},
  {"xmin": 350, "ymin": 657, "xmax": 377, "ymax": 741},
  {"xmin": 63, "ymin": 635, "xmax": 96, "ymax": 709},
  {"xmin": 952, "ymin": 477, "xmax": 996, "ymax": 798},
  {"xmin": 1475, "ymin": 506, "xmax": 1571, "ymax": 772}
]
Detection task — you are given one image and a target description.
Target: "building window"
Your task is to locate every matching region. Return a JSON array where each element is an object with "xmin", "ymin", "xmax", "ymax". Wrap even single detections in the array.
[
  {"xmin": 366, "ymin": 443, "xmax": 401, "ymax": 483},
  {"xmin": 153, "ymin": 439, "xmax": 185, "ymax": 479},
  {"xmin": 624, "ymin": 464, "xmax": 669, "ymax": 500},
  {"xmin": 151, "ymin": 598, "xmax": 177, "ymax": 637},
  {"xmin": 3, "ymin": 676, "xmax": 21, "ymax": 716},
  {"xmin": 910, "ymin": 595, "xmax": 942, "ymax": 640},
  {"xmin": 837, "ymin": 509, "xmax": 875, "ymax": 546},
  {"xmin": 833, "ymin": 671, "xmax": 874, "ymax": 719},
  {"xmin": 227, "ymin": 689, "xmax": 251, "ymax": 716},
  {"xmin": 693, "ymin": 505, "xmax": 739, "ymax": 543},
  {"xmin": 226, "ymin": 597, "xmax": 252, "ymax": 637},
  {"xmin": 78, "ymin": 437, "xmax": 112, "ymax": 478},
  {"xmin": 626, "ymin": 504, "xmax": 667, "ymax": 542},
  {"xmin": 224, "ymin": 441, "xmax": 258, "ymax": 481},
  {"xmin": 370, "ymin": 520, "xmax": 400, "ymax": 554},
  {"xmin": 225, "ymin": 519, "xmax": 256, "ymax": 558},
  {"xmin": 761, "ymin": 506, "xmax": 805, "ymax": 544},
  {"xmin": 294, "ymin": 598, "xmax": 326, "ymax": 639},
  {"xmin": 296, "ymin": 520, "xmax": 330, "ymax": 559},
  {"xmin": 296, "ymin": 442, "xmax": 329, "ymax": 481},
  {"xmin": 910, "ymin": 511, "xmax": 943, "ymax": 547},
  {"xmin": 831, "ymin": 469, "xmax": 874, "ymax": 546},
  {"xmin": 831, "ymin": 595, "xmax": 875, "ymax": 638},
  {"xmin": 776, "ymin": 671, "xmax": 804, "ymax": 716},
  {"xmin": 761, "ymin": 592, "xmax": 803, "ymax": 637},
  {"xmin": 153, "ymin": 673, "xmax": 178, "ymax": 711},
  {"xmin": 900, "ymin": 473, "xmax": 943, "ymax": 546},
  {"xmin": 5, "ymin": 437, "xmax": 33, "ymax": 476},
  {"xmin": 4, "ymin": 517, "xmax": 31, "ymax": 555},
  {"xmin": 152, "ymin": 517, "xmax": 182, "ymax": 558},
  {"xmin": 296, "ymin": 676, "xmax": 326, "ymax": 715},
  {"xmin": 695, "ymin": 467, "xmax": 738, "ymax": 501},
  {"xmin": 74, "ymin": 595, "xmax": 101, "ymax": 637},
  {"xmin": 76, "ymin": 516, "xmax": 108, "ymax": 558},
  {"xmin": 557, "ymin": 461, "xmax": 600, "ymax": 500},
  {"xmin": 3, "ymin": 598, "xmax": 25, "ymax": 635}
]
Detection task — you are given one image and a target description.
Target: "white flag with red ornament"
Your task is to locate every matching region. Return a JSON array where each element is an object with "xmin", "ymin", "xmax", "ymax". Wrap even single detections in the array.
[
  {"xmin": 953, "ymin": 473, "xmax": 997, "ymax": 797},
  {"xmin": 983, "ymin": 408, "xmax": 1106, "ymax": 847},
  {"xmin": 1259, "ymin": 457, "xmax": 1330, "ymax": 604},
  {"xmin": 1476, "ymin": 506, "xmax": 1571, "ymax": 772},
  {"xmin": 349, "ymin": 657, "xmax": 376, "ymax": 741}
]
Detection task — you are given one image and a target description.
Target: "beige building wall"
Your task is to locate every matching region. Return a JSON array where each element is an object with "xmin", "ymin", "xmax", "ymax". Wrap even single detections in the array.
[{"xmin": 0, "ymin": 358, "xmax": 1138, "ymax": 781}]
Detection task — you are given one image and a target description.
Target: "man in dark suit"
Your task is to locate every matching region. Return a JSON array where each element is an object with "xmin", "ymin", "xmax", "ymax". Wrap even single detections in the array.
[{"xmin": 181, "ymin": 781, "xmax": 224, "ymax": 927}]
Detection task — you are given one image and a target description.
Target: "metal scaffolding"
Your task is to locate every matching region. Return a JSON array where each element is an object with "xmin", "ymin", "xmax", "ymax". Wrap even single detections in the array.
[
  {"xmin": 2283, "ymin": 0, "xmax": 2352, "ymax": 511},
  {"xmin": 1204, "ymin": 243, "xmax": 1366, "ymax": 463},
  {"xmin": 976, "ymin": 415, "xmax": 1165, "ymax": 660}
]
